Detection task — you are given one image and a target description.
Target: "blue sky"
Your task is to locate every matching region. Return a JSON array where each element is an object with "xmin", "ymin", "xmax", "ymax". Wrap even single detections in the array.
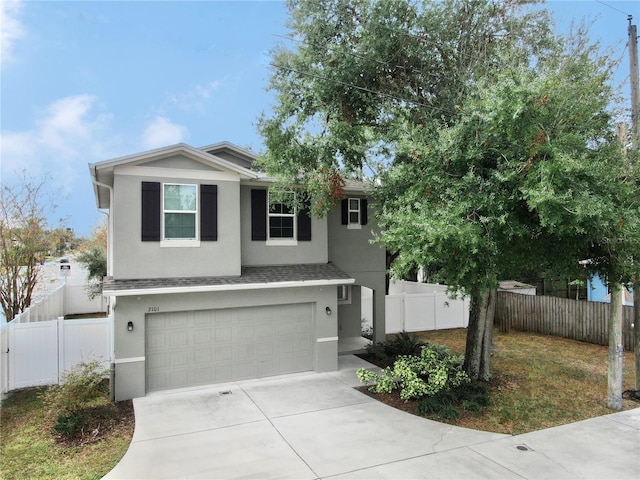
[{"xmin": 1, "ymin": 0, "xmax": 639, "ymax": 238}]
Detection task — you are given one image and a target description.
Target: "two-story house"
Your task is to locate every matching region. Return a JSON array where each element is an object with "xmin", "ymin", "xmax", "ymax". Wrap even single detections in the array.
[{"xmin": 89, "ymin": 141, "xmax": 386, "ymax": 401}]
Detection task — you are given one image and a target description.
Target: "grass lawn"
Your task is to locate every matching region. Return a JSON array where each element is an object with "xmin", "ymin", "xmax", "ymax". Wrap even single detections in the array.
[
  {"xmin": 362, "ymin": 328, "xmax": 638, "ymax": 435},
  {"xmin": 0, "ymin": 388, "xmax": 133, "ymax": 480}
]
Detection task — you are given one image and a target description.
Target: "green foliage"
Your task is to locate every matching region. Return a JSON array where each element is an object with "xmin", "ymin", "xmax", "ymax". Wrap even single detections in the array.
[
  {"xmin": 261, "ymin": 0, "xmax": 640, "ymax": 382},
  {"xmin": 363, "ymin": 331, "xmax": 426, "ymax": 367},
  {"xmin": 41, "ymin": 360, "xmax": 111, "ymax": 437},
  {"xmin": 76, "ymin": 246, "xmax": 107, "ymax": 299},
  {"xmin": 53, "ymin": 412, "xmax": 89, "ymax": 436},
  {"xmin": 357, "ymin": 343, "xmax": 469, "ymax": 401},
  {"xmin": 259, "ymin": 0, "xmax": 555, "ymax": 211},
  {"xmin": 0, "ymin": 173, "xmax": 58, "ymax": 320},
  {"xmin": 416, "ymin": 381, "xmax": 490, "ymax": 419}
]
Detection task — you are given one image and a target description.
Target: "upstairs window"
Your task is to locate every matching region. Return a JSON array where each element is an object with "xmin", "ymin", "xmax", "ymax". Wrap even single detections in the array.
[
  {"xmin": 251, "ymin": 189, "xmax": 311, "ymax": 243},
  {"xmin": 141, "ymin": 182, "xmax": 217, "ymax": 244},
  {"xmin": 163, "ymin": 183, "xmax": 197, "ymax": 240},
  {"xmin": 341, "ymin": 197, "xmax": 368, "ymax": 229},
  {"xmin": 348, "ymin": 198, "xmax": 361, "ymax": 225},
  {"xmin": 268, "ymin": 191, "xmax": 296, "ymax": 240}
]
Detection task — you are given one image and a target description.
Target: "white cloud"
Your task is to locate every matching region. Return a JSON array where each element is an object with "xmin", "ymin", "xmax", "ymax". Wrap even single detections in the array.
[
  {"xmin": 0, "ymin": 94, "xmax": 115, "ymax": 190},
  {"xmin": 166, "ymin": 80, "xmax": 223, "ymax": 113},
  {"xmin": 141, "ymin": 116, "xmax": 189, "ymax": 150},
  {"xmin": 1, "ymin": 0, "xmax": 24, "ymax": 66}
]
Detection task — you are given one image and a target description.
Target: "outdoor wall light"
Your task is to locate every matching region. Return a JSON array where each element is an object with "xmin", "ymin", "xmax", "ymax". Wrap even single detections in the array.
[
  {"xmin": 127, "ymin": 321, "xmax": 134, "ymax": 332},
  {"xmin": 325, "ymin": 307, "xmax": 332, "ymax": 316}
]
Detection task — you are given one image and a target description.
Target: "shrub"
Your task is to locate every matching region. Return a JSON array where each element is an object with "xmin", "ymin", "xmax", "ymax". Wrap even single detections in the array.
[
  {"xmin": 415, "ymin": 381, "xmax": 490, "ymax": 418},
  {"xmin": 357, "ymin": 343, "xmax": 469, "ymax": 401},
  {"xmin": 41, "ymin": 360, "xmax": 111, "ymax": 437},
  {"xmin": 54, "ymin": 412, "xmax": 89, "ymax": 436},
  {"xmin": 363, "ymin": 331, "xmax": 426, "ymax": 367}
]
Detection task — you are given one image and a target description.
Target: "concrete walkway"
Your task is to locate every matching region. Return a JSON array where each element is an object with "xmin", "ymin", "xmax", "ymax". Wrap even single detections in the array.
[{"xmin": 105, "ymin": 355, "xmax": 640, "ymax": 479}]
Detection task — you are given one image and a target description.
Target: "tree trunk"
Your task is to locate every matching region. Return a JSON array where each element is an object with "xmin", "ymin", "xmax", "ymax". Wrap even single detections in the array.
[
  {"xmin": 464, "ymin": 288, "xmax": 496, "ymax": 382},
  {"xmin": 608, "ymin": 283, "xmax": 623, "ymax": 411},
  {"xmin": 634, "ymin": 279, "xmax": 640, "ymax": 390}
]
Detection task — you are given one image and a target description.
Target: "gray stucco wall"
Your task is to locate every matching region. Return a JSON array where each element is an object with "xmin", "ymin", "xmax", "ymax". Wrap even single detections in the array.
[
  {"xmin": 327, "ymin": 198, "xmax": 387, "ymax": 343},
  {"xmin": 239, "ymin": 185, "xmax": 328, "ymax": 266},
  {"xmin": 111, "ymin": 167, "xmax": 242, "ymax": 279},
  {"xmin": 112, "ymin": 285, "xmax": 338, "ymax": 400},
  {"xmin": 338, "ymin": 285, "xmax": 362, "ymax": 338}
]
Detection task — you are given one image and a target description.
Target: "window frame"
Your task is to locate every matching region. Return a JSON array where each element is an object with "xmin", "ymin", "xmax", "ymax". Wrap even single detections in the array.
[
  {"xmin": 338, "ymin": 285, "xmax": 351, "ymax": 304},
  {"xmin": 347, "ymin": 197, "xmax": 362, "ymax": 230},
  {"xmin": 161, "ymin": 182, "xmax": 200, "ymax": 247},
  {"xmin": 266, "ymin": 191, "xmax": 297, "ymax": 245}
]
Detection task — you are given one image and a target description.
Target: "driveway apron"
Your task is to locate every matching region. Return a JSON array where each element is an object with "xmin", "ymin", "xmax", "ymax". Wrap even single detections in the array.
[{"xmin": 105, "ymin": 355, "xmax": 640, "ymax": 480}]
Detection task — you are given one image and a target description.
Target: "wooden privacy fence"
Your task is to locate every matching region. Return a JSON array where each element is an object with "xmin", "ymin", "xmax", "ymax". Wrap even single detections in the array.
[{"xmin": 495, "ymin": 291, "xmax": 635, "ymax": 351}]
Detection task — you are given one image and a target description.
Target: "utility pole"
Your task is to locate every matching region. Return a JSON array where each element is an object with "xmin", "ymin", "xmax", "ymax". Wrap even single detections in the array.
[
  {"xmin": 608, "ymin": 122, "xmax": 628, "ymax": 411},
  {"xmin": 629, "ymin": 16, "xmax": 639, "ymax": 148},
  {"xmin": 628, "ymin": 16, "xmax": 640, "ymax": 392}
]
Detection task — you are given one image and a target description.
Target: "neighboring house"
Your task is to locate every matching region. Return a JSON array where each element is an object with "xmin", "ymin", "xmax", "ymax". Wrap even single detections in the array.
[
  {"xmin": 587, "ymin": 272, "xmax": 634, "ymax": 306},
  {"xmin": 89, "ymin": 141, "xmax": 386, "ymax": 401}
]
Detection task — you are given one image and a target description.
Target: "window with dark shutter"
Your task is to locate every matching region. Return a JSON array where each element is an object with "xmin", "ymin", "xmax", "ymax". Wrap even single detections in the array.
[
  {"xmin": 341, "ymin": 199, "xmax": 349, "ymax": 225},
  {"xmin": 342, "ymin": 197, "xmax": 368, "ymax": 227},
  {"xmin": 251, "ymin": 189, "xmax": 267, "ymax": 241},
  {"xmin": 200, "ymin": 184, "xmax": 218, "ymax": 241},
  {"xmin": 297, "ymin": 197, "xmax": 312, "ymax": 241},
  {"xmin": 141, "ymin": 182, "xmax": 161, "ymax": 241},
  {"xmin": 360, "ymin": 198, "xmax": 368, "ymax": 225}
]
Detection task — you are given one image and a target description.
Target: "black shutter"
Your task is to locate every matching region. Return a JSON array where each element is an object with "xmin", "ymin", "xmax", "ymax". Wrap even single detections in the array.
[
  {"xmin": 200, "ymin": 184, "xmax": 218, "ymax": 241},
  {"xmin": 341, "ymin": 199, "xmax": 348, "ymax": 225},
  {"xmin": 141, "ymin": 182, "xmax": 161, "ymax": 241},
  {"xmin": 251, "ymin": 189, "xmax": 267, "ymax": 241},
  {"xmin": 361, "ymin": 198, "xmax": 368, "ymax": 225},
  {"xmin": 297, "ymin": 197, "xmax": 312, "ymax": 241}
]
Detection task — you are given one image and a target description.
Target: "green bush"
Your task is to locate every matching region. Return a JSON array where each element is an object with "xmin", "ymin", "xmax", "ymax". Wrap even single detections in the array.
[
  {"xmin": 357, "ymin": 343, "xmax": 469, "ymax": 401},
  {"xmin": 53, "ymin": 412, "xmax": 89, "ymax": 436},
  {"xmin": 416, "ymin": 381, "xmax": 490, "ymax": 418},
  {"xmin": 40, "ymin": 360, "xmax": 111, "ymax": 437},
  {"xmin": 363, "ymin": 331, "xmax": 426, "ymax": 367}
]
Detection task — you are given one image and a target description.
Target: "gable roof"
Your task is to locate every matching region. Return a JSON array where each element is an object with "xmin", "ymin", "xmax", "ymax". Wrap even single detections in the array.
[
  {"xmin": 199, "ymin": 141, "xmax": 259, "ymax": 169},
  {"xmin": 89, "ymin": 142, "xmax": 260, "ymax": 208}
]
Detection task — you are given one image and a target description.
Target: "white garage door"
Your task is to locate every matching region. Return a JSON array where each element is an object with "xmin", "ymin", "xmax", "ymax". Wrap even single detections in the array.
[{"xmin": 146, "ymin": 303, "xmax": 314, "ymax": 393}]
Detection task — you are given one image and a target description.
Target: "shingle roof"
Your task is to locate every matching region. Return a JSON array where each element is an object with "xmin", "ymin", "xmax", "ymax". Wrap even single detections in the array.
[{"xmin": 102, "ymin": 263, "xmax": 354, "ymax": 296}]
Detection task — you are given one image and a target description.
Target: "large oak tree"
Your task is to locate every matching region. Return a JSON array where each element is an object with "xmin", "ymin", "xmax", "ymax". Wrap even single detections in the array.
[{"xmin": 259, "ymin": 0, "xmax": 638, "ymax": 381}]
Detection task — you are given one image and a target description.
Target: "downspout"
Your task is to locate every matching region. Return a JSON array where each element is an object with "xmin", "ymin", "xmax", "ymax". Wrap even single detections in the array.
[
  {"xmin": 91, "ymin": 173, "xmax": 116, "ymax": 402},
  {"xmin": 90, "ymin": 174, "xmax": 114, "ymax": 277}
]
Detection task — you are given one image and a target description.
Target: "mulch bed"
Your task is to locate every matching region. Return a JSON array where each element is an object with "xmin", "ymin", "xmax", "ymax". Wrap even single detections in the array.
[{"xmin": 54, "ymin": 400, "xmax": 135, "ymax": 447}]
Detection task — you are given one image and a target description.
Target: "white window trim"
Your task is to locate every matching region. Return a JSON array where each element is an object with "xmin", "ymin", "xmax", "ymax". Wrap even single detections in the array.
[
  {"xmin": 267, "ymin": 191, "xmax": 297, "ymax": 244},
  {"xmin": 338, "ymin": 285, "xmax": 352, "ymax": 305},
  {"xmin": 347, "ymin": 197, "xmax": 362, "ymax": 230},
  {"xmin": 162, "ymin": 183, "xmax": 198, "ymax": 243}
]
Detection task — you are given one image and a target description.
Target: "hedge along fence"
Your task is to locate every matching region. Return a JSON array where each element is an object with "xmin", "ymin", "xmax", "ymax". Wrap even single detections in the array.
[{"xmin": 495, "ymin": 291, "xmax": 635, "ymax": 352}]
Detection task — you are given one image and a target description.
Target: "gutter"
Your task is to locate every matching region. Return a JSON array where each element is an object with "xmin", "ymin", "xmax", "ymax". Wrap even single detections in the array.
[
  {"xmin": 90, "ymin": 170, "xmax": 114, "ymax": 278},
  {"xmin": 103, "ymin": 277, "xmax": 355, "ymax": 297}
]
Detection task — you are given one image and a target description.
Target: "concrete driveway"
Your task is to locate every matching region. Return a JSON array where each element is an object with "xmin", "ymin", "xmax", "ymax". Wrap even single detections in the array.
[{"xmin": 105, "ymin": 355, "xmax": 640, "ymax": 479}]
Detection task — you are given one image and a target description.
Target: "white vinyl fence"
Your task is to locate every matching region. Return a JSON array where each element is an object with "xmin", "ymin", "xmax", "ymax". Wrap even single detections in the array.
[
  {"xmin": 10, "ymin": 285, "xmax": 66, "ymax": 324},
  {"xmin": 0, "ymin": 316, "xmax": 112, "ymax": 397},
  {"xmin": 386, "ymin": 280, "xmax": 470, "ymax": 333}
]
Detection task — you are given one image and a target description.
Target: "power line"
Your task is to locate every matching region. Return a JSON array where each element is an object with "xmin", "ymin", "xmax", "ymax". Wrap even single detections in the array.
[{"xmin": 596, "ymin": 1, "xmax": 631, "ymax": 17}]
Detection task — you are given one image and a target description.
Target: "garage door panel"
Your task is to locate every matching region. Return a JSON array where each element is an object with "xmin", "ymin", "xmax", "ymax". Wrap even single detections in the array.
[
  {"xmin": 215, "ymin": 326, "xmax": 232, "ymax": 342},
  {"xmin": 146, "ymin": 303, "xmax": 313, "ymax": 392},
  {"xmin": 237, "ymin": 325, "xmax": 255, "ymax": 341}
]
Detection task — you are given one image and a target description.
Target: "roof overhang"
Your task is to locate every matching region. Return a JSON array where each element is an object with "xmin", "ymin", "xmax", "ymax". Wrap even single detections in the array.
[
  {"xmin": 103, "ymin": 277, "xmax": 354, "ymax": 297},
  {"xmin": 102, "ymin": 263, "xmax": 355, "ymax": 297}
]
